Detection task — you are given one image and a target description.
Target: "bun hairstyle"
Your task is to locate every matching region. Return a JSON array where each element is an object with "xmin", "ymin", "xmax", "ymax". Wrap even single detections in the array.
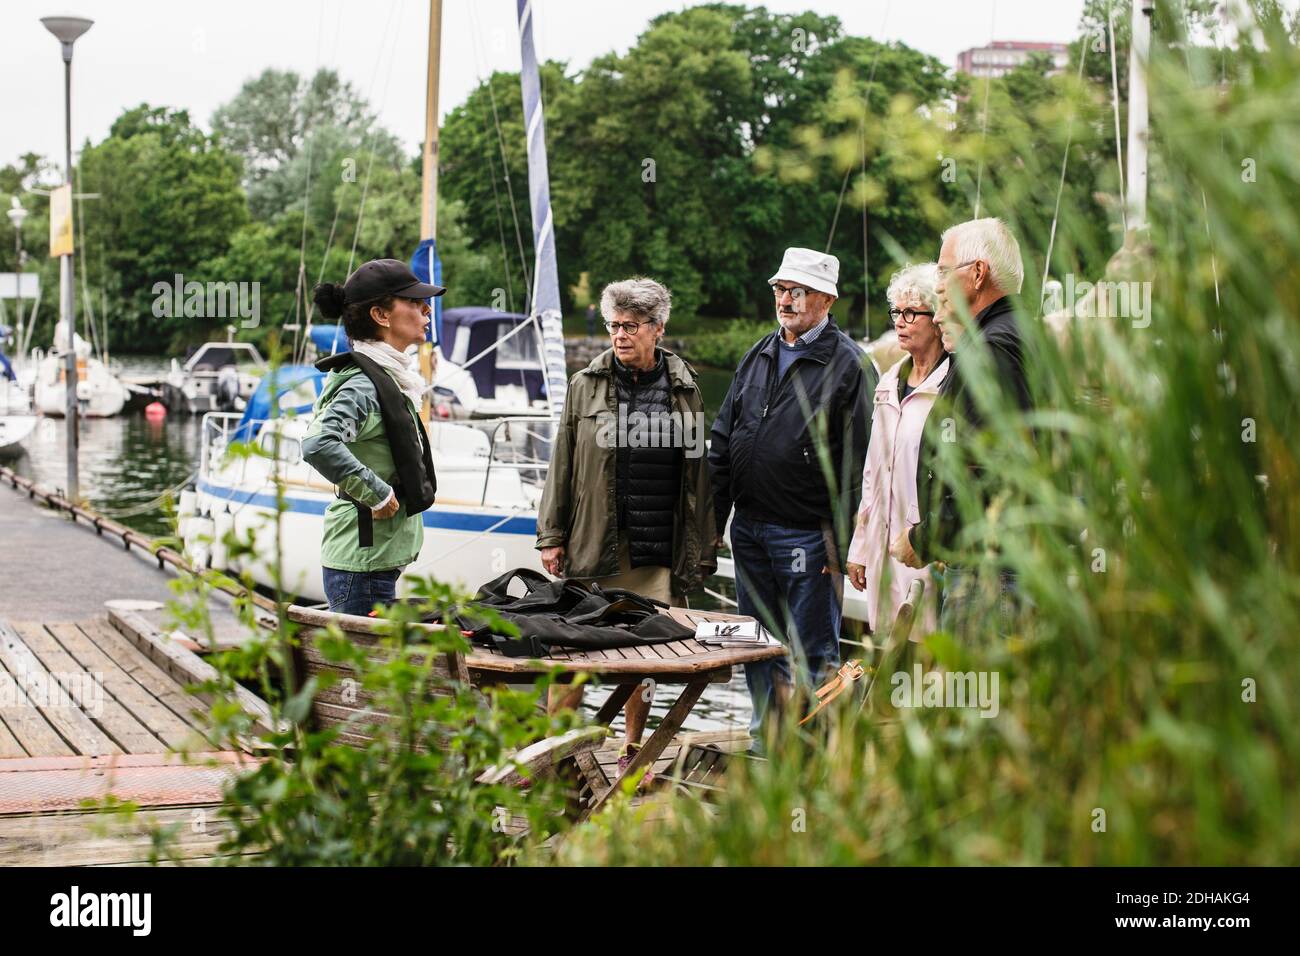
[
  {"xmin": 311, "ymin": 282, "xmax": 392, "ymax": 342},
  {"xmin": 312, "ymin": 282, "xmax": 347, "ymax": 319}
]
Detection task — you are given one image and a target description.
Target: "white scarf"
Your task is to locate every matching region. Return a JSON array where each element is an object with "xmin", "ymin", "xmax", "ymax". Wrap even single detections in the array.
[{"xmin": 351, "ymin": 339, "xmax": 427, "ymax": 410}]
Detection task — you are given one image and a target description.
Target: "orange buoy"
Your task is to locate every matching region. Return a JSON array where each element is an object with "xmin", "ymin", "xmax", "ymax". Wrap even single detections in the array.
[{"xmin": 144, "ymin": 401, "xmax": 167, "ymax": 420}]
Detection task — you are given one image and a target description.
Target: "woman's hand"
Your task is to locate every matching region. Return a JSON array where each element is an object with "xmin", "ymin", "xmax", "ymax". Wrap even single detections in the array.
[
  {"xmin": 890, "ymin": 530, "xmax": 923, "ymax": 569},
  {"xmin": 540, "ymin": 545, "xmax": 566, "ymax": 577},
  {"xmin": 846, "ymin": 562, "xmax": 867, "ymax": 592},
  {"xmin": 372, "ymin": 490, "xmax": 400, "ymax": 520}
]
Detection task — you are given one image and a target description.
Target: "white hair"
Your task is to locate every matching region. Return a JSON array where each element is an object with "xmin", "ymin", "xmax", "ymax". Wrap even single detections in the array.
[
  {"xmin": 940, "ymin": 217, "xmax": 1024, "ymax": 295},
  {"xmin": 886, "ymin": 263, "xmax": 940, "ymax": 311},
  {"xmin": 600, "ymin": 277, "xmax": 672, "ymax": 328}
]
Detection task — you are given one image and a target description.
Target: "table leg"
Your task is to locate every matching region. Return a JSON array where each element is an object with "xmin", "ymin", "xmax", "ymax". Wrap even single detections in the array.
[
  {"xmin": 592, "ymin": 682, "xmax": 636, "ymax": 726},
  {"xmin": 583, "ymin": 677, "xmax": 709, "ymax": 819}
]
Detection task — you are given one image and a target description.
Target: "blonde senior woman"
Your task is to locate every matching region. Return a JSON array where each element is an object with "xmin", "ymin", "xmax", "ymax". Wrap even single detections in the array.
[{"xmin": 846, "ymin": 264, "xmax": 949, "ymax": 635}]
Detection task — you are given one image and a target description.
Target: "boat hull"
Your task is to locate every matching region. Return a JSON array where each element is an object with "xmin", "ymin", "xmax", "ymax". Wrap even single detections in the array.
[{"xmin": 189, "ymin": 477, "xmax": 544, "ymax": 602}]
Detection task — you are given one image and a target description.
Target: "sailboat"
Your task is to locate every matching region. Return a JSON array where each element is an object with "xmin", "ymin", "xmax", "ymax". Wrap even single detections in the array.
[
  {"xmin": 0, "ymin": 329, "xmax": 36, "ymax": 456},
  {"xmin": 31, "ymin": 320, "xmax": 128, "ymax": 418},
  {"xmin": 179, "ymin": 0, "xmax": 563, "ymax": 602}
]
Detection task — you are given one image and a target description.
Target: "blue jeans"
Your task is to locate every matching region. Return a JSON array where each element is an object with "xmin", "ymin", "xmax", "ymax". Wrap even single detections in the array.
[
  {"xmin": 730, "ymin": 511, "xmax": 843, "ymax": 737},
  {"xmin": 940, "ymin": 565, "xmax": 1021, "ymax": 639},
  {"xmin": 322, "ymin": 566, "xmax": 402, "ymax": 616}
]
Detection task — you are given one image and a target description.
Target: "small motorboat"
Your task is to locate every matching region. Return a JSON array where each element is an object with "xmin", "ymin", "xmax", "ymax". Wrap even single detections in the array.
[{"xmin": 163, "ymin": 340, "xmax": 266, "ymax": 415}]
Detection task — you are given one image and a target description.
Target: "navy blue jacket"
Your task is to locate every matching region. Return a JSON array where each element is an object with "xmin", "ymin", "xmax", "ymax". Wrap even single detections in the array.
[{"xmin": 709, "ymin": 318, "xmax": 875, "ymax": 557}]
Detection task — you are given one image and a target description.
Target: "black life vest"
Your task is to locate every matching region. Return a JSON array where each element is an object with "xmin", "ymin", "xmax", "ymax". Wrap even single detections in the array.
[{"xmin": 316, "ymin": 350, "xmax": 438, "ymax": 546}]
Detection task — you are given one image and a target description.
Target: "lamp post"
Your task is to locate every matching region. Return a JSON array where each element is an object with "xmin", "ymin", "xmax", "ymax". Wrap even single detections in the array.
[
  {"xmin": 7, "ymin": 199, "xmax": 27, "ymax": 345},
  {"xmin": 41, "ymin": 14, "xmax": 93, "ymax": 504}
]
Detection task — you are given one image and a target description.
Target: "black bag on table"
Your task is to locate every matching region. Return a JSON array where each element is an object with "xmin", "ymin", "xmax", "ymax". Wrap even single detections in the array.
[{"xmin": 449, "ymin": 568, "xmax": 692, "ymax": 658}]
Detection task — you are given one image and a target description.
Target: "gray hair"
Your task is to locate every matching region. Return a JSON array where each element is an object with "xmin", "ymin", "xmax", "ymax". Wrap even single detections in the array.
[
  {"xmin": 886, "ymin": 263, "xmax": 940, "ymax": 311},
  {"xmin": 600, "ymin": 277, "xmax": 672, "ymax": 328},
  {"xmin": 940, "ymin": 217, "xmax": 1025, "ymax": 295}
]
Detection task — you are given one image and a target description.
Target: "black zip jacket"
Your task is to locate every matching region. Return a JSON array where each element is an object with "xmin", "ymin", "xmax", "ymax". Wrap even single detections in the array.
[
  {"xmin": 709, "ymin": 318, "xmax": 875, "ymax": 558},
  {"xmin": 910, "ymin": 296, "xmax": 1032, "ymax": 563}
]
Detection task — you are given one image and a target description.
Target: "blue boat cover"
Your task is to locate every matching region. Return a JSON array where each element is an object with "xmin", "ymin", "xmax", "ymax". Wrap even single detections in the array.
[
  {"xmin": 233, "ymin": 364, "xmax": 325, "ymax": 441},
  {"xmin": 309, "ymin": 324, "xmax": 349, "ymax": 356},
  {"xmin": 439, "ymin": 307, "xmax": 547, "ymax": 403}
]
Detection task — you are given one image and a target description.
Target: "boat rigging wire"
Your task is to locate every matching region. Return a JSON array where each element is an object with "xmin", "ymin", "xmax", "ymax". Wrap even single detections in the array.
[
  {"xmin": 972, "ymin": 0, "xmax": 997, "ymax": 219},
  {"xmin": 467, "ymin": 0, "xmax": 533, "ymax": 312},
  {"xmin": 1041, "ymin": 32, "xmax": 1093, "ymax": 301}
]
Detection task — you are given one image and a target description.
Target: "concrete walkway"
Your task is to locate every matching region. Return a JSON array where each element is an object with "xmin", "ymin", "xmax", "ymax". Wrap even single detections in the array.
[{"xmin": 0, "ymin": 479, "xmax": 248, "ymax": 644}]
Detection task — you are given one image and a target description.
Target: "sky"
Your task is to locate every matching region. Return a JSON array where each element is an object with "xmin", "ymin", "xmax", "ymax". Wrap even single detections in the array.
[{"xmin": 0, "ymin": 0, "xmax": 1087, "ymax": 171}]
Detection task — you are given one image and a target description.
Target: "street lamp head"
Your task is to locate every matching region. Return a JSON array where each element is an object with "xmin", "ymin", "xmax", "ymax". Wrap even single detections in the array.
[
  {"xmin": 41, "ymin": 16, "xmax": 93, "ymax": 60},
  {"xmin": 7, "ymin": 197, "xmax": 27, "ymax": 231}
]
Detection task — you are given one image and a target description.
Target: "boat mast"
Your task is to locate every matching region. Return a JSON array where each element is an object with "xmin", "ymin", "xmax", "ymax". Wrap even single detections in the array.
[
  {"xmin": 418, "ymin": 0, "xmax": 443, "ymax": 422},
  {"xmin": 1125, "ymin": 2, "xmax": 1151, "ymax": 232},
  {"xmin": 515, "ymin": 0, "xmax": 567, "ymax": 418}
]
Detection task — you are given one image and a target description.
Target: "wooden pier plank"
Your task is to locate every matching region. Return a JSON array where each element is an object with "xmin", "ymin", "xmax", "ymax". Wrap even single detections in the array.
[
  {"xmin": 0, "ymin": 655, "xmax": 71, "ymax": 757},
  {"xmin": 75, "ymin": 620, "xmax": 209, "ymax": 735},
  {"xmin": 0, "ymin": 804, "xmax": 246, "ymax": 866},
  {"xmin": 0, "ymin": 711, "xmax": 27, "ymax": 758},
  {"xmin": 46, "ymin": 623, "xmax": 197, "ymax": 751},
  {"xmin": 9, "ymin": 622, "xmax": 163, "ymax": 755},
  {"xmin": 0, "ymin": 623, "xmax": 118, "ymax": 756}
]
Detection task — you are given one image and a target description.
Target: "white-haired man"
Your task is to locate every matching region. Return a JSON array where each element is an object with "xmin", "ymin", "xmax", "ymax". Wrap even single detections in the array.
[
  {"xmin": 892, "ymin": 217, "xmax": 1032, "ymax": 633},
  {"xmin": 710, "ymin": 248, "xmax": 875, "ymax": 742}
]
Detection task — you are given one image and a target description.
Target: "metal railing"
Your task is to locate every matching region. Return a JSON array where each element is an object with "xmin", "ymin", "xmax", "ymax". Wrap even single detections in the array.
[{"xmin": 199, "ymin": 410, "xmax": 559, "ymax": 510}]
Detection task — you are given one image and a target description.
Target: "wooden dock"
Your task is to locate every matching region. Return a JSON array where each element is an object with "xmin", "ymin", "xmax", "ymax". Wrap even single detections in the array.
[{"xmin": 0, "ymin": 610, "xmax": 272, "ymax": 865}]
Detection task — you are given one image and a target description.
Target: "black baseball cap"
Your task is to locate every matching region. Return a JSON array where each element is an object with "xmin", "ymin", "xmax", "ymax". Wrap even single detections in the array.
[{"xmin": 344, "ymin": 258, "xmax": 445, "ymax": 304}]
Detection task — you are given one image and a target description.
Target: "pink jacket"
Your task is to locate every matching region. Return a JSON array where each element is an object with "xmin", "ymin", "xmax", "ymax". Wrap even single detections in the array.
[{"xmin": 847, "ymin": 354, "xmax": 949, "ymax": 634}]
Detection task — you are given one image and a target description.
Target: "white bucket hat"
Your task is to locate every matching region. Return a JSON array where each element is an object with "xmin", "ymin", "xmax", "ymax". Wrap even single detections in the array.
[{"xmin": 768, "ymin": 247, "xmax": 839, "ymax": 298}]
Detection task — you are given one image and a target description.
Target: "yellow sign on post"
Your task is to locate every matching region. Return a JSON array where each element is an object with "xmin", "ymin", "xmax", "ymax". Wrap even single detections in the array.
[{"xmin": 49, "ymin": 184, "xmax": 74, "ymax": 257}]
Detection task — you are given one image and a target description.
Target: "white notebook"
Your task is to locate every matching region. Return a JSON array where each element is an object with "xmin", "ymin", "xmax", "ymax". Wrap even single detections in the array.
[{"xmin": 694, "ymin": 620, "xmax": 776, "ymax": 645}]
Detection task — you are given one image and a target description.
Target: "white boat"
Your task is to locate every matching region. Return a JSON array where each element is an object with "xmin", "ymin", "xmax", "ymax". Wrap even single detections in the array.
[
  {"xmin": 31, "ymin": 321, "xmax": 128, "ymax": 418},
  {"xmin": 164, "ymin": 341, "xmax": 266, "ymax": 415},
  {"xmin": 180, "ymin": 410, "xmax": 551, "ymax": 601},
  {"xmin": 0, "ymin": 374, "xmax": 36, "ymax": 456}
]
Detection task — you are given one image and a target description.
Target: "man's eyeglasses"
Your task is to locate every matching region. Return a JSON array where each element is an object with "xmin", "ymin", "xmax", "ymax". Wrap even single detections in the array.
[
  {"xmin": 771, "ymin": 283, "xmax": 810, "ymax": 299},
  {"xmin": 889, "ymin": 308, "xmax": 936, "ymax": 324},
  {"xmin": 937, "ymin": 260, "xmax": 979, "ymax": 279},
  {"xmin": 605, "ymin": 320, "xmax": 643, "ymax": 335}
]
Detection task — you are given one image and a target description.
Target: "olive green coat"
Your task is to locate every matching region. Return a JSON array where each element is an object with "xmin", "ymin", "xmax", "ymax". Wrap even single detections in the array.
[{"xmin": 535, "ymin": 348, "xmax": 716, "ymax": 595}]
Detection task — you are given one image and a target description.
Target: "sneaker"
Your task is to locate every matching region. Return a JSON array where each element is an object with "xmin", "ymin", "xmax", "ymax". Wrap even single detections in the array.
[{"xmin": 617, "ymin": 743, "xmax": 655, "ymax": 789}]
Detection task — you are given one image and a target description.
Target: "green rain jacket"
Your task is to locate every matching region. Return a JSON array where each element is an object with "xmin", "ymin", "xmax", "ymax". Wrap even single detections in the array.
[
  {"xmin": 301, "ymin": 366, "xmax": 424, "ymax": 572},
  {"xmin": 535, "ymin": 348, "xmax": 717, "ymax": 596}
]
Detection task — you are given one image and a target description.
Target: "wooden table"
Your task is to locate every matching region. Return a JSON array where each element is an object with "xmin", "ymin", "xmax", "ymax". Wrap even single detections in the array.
[{"xmin": 463, "ymin": 606, "xmax": 786, "ymax": 818}]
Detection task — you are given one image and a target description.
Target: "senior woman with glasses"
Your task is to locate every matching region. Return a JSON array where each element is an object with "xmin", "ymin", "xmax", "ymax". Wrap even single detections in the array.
[
  {"xmin": 845, "ymin": 263, "xmax": 949, "ymax": 635},
  {"xmin": 535, "ymin": 277, "xmax": 716, "ymax": 779}
]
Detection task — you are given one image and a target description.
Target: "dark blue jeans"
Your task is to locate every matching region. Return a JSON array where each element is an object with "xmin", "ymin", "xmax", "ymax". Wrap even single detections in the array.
[
  {"xmin": 730, "ymin": 511, "xmax": 843, "ymax": 737},
  {"xmin": 322, "ymin": 566, "xmax": 402, "ymax": 616},
  {"xmin": 940, "ymin": 565, "xmax": 1021, "ymax": 639}
]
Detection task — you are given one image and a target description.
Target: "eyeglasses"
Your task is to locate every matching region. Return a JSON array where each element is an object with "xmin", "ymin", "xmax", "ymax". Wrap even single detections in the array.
[
  {"xmin": 936, "ymin": 260, "xmax": 979, "ymax": 279},
  {"xmin": 605, "ymin": 320, "xmax": 643, "ymax": 335},
  {"xmin": 771, "ymin": 283, "xmax": 811, "ymax": 299},
  {"xmin": 888, "ymin": 308, "xmax": 936, "ymax": 324}
]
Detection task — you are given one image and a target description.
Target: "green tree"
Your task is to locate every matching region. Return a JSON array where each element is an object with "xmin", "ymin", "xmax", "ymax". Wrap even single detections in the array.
[
  {"xmin": 211, "ymin": 68, "xmax": 405, "ymax": 224},
  {"xmin": 77, "ymin": 105, "xmax": 249, "ymax": 351}
]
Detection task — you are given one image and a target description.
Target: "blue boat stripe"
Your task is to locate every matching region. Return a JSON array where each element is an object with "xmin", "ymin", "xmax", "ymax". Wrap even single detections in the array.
[{"xmin": 197, "ymin": 480, "xmax": 538, "ymax": 535}]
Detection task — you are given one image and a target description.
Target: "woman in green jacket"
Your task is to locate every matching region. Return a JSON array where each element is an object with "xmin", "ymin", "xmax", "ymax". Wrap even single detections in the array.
[{"xmin": 302, "ymin": 259, "xmax": 443, "ymax": 615}]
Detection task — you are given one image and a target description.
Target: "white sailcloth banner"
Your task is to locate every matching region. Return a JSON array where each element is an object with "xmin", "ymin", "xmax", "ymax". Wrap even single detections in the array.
[{"xmin": 516, "ymin": 0, "xmax": 568, "ymax": 418}]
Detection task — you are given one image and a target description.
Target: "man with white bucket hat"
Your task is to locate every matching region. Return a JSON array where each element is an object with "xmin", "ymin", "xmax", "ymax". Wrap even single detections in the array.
[{"xmin": 709, "ymin": 247, "xmax": 876, "ymax": 743}]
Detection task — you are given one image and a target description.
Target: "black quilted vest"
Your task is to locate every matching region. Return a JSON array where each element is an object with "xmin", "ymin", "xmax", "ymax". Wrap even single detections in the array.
[{"xmin": 613, "ymin": 353, "xmax": 682, "ymax": 569}]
